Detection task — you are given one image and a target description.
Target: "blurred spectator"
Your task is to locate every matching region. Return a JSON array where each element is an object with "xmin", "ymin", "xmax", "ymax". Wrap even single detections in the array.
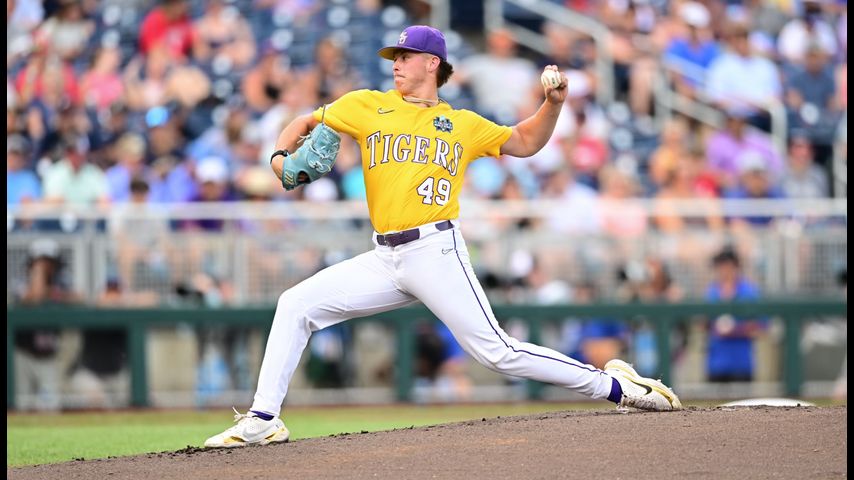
[
  {"xmin": 80, "ymin": 46, "xmax": 125, "ymax": 113},
  {"xmin": 123, "ymin": 48, "xmax": 172, "ymax": 111},
  {"xmin": 174, "ymin": 270, "xmax": 233, "ymax": 308},
  {"xmin": 125, "ymin": 49, "xmax": 210, "ymax": 113},
  {"xmin": 706, "ymin": 22, "xmax": 782, "ymax": 130},
  {"xmin": 459, "ymin": 28, "xmax": 536, "ymax": 122},
  {"xmin": 138, "ymin": 0, "xmax": 193, "ymax": 61},
  {"xmin": 560, "ymin": 282, "xmax": 629, "ymax": 370},
  {"xmin": 13, "ymin": 238, "xmax": 80, "ymax": 411},
  {"xmin": 520, "ymin": 252, "xmax": 573, "ymax": 305},
  {"xmin": 7, "ymin": 134, "xmax": 41, "ymax": 205},
  {"xmin": 106, "ymin": 133, "xmax": 152, "ymax": 202},
  {"xmin": 15, "ymin": 40, "xmax": 80, "ymax": 106},
  {"xmin": 299, "ymin": 36, "xmax": 361, "ymax": 106},
  {"xmin": 600, "ymin": 0, "xmax": 657, "ymax": 115},
  {"xmin": 706, "ymin": 109, "xmax": 783, "ymax": 190},
  {"xmin": 724, "ymin": 151, "xmax": 786, "ymax": 227},
  {"xmin": 241, "ymin": 42, "xmax": 292, "ymax": 114},
  {"xmin": 598, "ymin": 165, "xmax": 647, "ymax": 238},
  {"xmin": 252, "ymin": 75, "xmax": 314, "ymax": 165},
  {"xmin": 705, "ymin": 247, "xmax": 765, "ymax": 383},
  {"xmin": 192, "ymin": 0, "xmax": 256, "ymax": 71},
  {"xmin": 181, "ymin": 157, "xmax": 235, "ymax": 231},
  {"xmin": 777, "ymin": 0, "xmax": 838, "ymax": 66},
  {"xmin": 186, "ymin": 104, "xmax": 250, "ymax": 172},
  {"xmin": 33, "ymin": 100, "xmax": 90, "ymax": 161},
  {"xmin": 304, "ymin": 324, "xmax": 350, "ymax": 389},
  {"xmin": 613, "ymin": 255, "xmax": 686, "ymax": 377},
  {"xmin": 35, "ymin": 0, "xmax": 94, "ymax": 61},
  {"xmin": 560, "ymin": 70, "xmax": 609, "ymax": 182},
  {"xmin": 413, "ymin": 321, "xmax": 472, "ymax": 402},
  {"xmin": 543, "ymin": 167, "xmax": 602, "ymax": 234},
  {"xmin": 654, "ymin": 152, "xmax": 724, "ymax": 233},
  {"xmin": 89, "ymin": 101, "xmax": 131, "ymax": 152},
  {"xmin": 743, "ymin": 0, "xmax": 789, "ymax": 40},
  {"xmin": 257, "ymin": 0, "xmax": 321, "ymax": 26},
  {"xmin": 663, "ymin": 2, "xmax": 721, "ymax": 97},
  {"xmin": 167, "ymin": 62, "xmax": 212, "ymax": 111},
  {"xmin": 67, "ymin": 325, "xmax": 129, "ymax": 409},
  {"xmin": 538, "ymin": 21, "xmax": 578, "ymax": 72},
  {"xmin": 109, "ymin": 178, "xmax": 171, "ymax": 291},
  {"xmin": 615, "ymin": 257, "xmax": 685, "ymax": 304},
  {"xmin": 784, "ymin": 43, "xmax": 842, "ymax": 154},
  {"xmin": 236, "ymin": 166, "xmax": 291, "ymax": 297},
  {"xmin": 781, "ymin": 135, "xmax": 829, "ymax": 198},
  {"xmin": 649, "ymin": 118, "xmax": 690, "ymax": 189},
  {"xmin": 7, "ymin": 0, "xmax": 45, "ymax": 66},
  {"xmin": 161, "ymin": 155, "xmax": 198, "ymax": 203},
  {"xmin": 7, "ymin": 104, "xmax": 25, "ymax": 137},
  {"xmin": 144, "ymin": 103, "xmax": 188, "ymax": 161},
  {"xmin": 42, "ymin": 134, "xmax": 110, "ymax": 206},
  {"xmin": 66, "ymin": 277, "xmax": 158, "ymax": 409}
]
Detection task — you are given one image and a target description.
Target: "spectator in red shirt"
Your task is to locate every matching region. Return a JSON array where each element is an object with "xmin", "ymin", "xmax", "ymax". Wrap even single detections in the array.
[
  {"xmin": 139, "ymin": 0, "xmax": 194, "ymax": 61},
  {"xmin": 15, "ymin": 40, "xmax": 79, "ymax": 106}
]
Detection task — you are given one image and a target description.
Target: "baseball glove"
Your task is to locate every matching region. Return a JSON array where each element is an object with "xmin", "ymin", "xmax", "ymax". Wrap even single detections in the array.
[{"xmin": 281, "ymin": 109, "xmax": 341, "ymax": 190}]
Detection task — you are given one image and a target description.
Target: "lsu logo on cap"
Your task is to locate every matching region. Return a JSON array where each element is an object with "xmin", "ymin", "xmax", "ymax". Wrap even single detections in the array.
[{"xmin": 398, "ymin": 31, "xmax": 408, "ymax": 44}]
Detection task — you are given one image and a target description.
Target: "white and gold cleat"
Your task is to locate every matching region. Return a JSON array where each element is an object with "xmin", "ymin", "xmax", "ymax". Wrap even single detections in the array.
[
  {"xmin": 605, "ymin": 359, "xmax": 683, "ymax": 411},
  {"xmin": 204, "ymin": 407, "xmax": 290, "ymax": 448}
]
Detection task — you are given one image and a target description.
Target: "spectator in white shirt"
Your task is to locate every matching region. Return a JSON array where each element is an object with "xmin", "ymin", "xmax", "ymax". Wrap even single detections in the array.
[
  {"xmin": 706, "ymin": 22, "xmax": 782, "ymax": 131},
  {"xmin": 459, "ymin": 29, "xmax": 537, "ymax": 124},
  {"xmin": 777, "ymin": 0, "xmax": 838, "ymax": 66}
]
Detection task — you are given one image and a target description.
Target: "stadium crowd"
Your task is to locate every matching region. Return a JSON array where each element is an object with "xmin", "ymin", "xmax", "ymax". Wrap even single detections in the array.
[
  {"xmin": 7, "ymin": 0, "xmax": 846, "ymax": 214},
  {"xmin": 7, "ymin": 0, "xmax": 849, "ymax": 310}
]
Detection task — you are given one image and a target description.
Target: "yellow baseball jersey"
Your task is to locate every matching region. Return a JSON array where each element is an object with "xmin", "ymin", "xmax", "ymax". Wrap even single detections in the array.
[{"xmin": 312, "ymin": 89, "xmax": 512, "ymax": 234}]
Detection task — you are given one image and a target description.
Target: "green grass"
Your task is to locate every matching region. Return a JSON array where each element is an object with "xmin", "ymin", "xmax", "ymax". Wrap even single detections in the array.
[{"xmin": 7, "ymin": 402, "xmax": 603, "ymax": 467}]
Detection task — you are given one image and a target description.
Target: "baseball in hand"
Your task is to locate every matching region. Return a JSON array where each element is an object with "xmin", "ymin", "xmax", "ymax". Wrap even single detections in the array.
[{"xmin": 541, "ymin": 69, "xmax": 562, "ymax": 89}]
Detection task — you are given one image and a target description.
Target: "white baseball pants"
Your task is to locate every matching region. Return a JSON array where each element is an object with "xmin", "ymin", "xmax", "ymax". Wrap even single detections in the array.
[{"xmin": 251, "ymin": 221, "xmax": 613, "ymax": 415}]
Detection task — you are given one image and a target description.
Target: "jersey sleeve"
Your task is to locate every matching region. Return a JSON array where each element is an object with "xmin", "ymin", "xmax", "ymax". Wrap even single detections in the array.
[
  {"xmin": 467, "ymin": 112, "xmax": 513, "ymax": 159},
  {"xmin": 312, "ymin": 90, "xmax": 369, "ymax": 140}
]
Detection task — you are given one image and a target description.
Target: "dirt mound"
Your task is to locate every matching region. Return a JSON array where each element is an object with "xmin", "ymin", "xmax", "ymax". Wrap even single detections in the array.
[{"xmin": 9, "ymin": 406, "xmax": 846, "ymax": 480}]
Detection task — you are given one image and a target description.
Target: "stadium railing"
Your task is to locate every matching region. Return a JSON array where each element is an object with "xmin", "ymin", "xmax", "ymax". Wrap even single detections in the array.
[
  {"xmin": 7, "ymin": 300, "xmax": 846, "ymax": 408},
  {"xmin": 7, "ymin": 199, "xmax": 848, "ymax": 304}
]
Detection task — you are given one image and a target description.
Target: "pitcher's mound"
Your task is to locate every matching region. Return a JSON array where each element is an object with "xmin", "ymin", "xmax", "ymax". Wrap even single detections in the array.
[{"xmin": 11, "ymin": 406, "xmax": 847, "ymax": 480}]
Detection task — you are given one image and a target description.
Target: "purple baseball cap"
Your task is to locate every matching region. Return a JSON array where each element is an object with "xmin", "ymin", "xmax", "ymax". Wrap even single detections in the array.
[{"xmin": 378, "ymin": 25, "xmax": 447, "ymax": 62}]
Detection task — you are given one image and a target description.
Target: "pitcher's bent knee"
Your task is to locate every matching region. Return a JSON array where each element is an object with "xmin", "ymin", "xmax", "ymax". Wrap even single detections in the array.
[{"xmin": 275, "ymin": 290, "xmax": 308, "ymax": 328}]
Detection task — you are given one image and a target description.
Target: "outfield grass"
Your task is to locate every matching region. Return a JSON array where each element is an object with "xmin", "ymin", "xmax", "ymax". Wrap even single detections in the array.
[{"xmin": 7, "ymin": 402, "xmax": 604, "ymax": 467}]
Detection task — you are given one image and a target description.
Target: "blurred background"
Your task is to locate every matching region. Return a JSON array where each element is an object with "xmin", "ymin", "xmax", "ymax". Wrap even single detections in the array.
[{"xmin": 6, "ymin": 0, "xmax": 847, "ymax": 412}]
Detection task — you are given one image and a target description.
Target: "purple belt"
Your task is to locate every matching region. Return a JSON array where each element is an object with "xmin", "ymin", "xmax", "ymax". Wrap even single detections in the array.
[{"xmin": 376, "ymin": 220, "xmax": 454, "ymax": 247}]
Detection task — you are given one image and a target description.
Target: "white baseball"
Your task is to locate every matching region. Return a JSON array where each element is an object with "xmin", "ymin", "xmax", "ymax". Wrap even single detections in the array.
[{"xmin": 540, "ymin": 69, "xmax": 562, "ymax": 89}]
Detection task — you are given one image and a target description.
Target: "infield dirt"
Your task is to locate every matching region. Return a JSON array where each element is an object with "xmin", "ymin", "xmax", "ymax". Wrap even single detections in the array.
[{"xmin": 9, "ymin": 406, "xmax": 846, "ymax": 479}]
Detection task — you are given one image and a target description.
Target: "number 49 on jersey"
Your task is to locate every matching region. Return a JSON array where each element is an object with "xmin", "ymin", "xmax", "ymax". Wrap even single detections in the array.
[{"xmin": 417, "ymin": 176, "xmax": 451, "ymax": 206}]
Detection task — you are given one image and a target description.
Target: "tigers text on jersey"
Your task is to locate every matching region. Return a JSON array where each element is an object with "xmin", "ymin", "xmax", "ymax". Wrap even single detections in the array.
[{"xmin": 312, "ymin": 89, "xmax": 512, "ymax": 233}]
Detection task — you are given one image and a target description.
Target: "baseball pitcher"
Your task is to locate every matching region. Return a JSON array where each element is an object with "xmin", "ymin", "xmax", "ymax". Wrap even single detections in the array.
[{"xmin": 205, "ymin": 25, "xmax": 681, "ymax": 448}]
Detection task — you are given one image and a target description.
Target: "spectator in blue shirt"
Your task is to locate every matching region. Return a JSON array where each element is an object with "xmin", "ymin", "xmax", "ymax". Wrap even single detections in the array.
[
  {"xmin": 7, "ymin": 134, "xmax": 41, "ymax": 205},
  {"xmin": 664, "ymin": 2, "xmax": 721, "ymax": 95},
  {"xmin": 705, "ymin": 247, "xmax": 764, "ymax": 382}
]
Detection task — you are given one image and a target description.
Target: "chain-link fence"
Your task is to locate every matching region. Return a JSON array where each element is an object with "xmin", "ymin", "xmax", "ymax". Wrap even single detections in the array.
[{"xmin": 7, "ymin": 199, "xmax": 847, "ymax": 305}]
